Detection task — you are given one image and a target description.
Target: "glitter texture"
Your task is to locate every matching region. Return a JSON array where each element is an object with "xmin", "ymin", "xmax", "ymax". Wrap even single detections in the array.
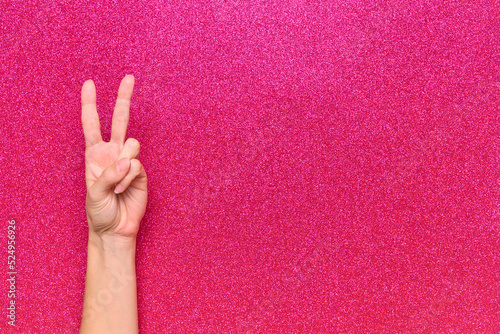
[{"xmin": 1, "ymin": 0, "xmax": 500, "ymax": 332}]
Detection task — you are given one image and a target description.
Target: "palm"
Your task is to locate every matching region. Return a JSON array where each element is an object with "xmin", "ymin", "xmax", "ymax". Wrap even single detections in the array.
[{"xmin": 81, "ymin": 75, "xmax": 147, "ymax": 240}]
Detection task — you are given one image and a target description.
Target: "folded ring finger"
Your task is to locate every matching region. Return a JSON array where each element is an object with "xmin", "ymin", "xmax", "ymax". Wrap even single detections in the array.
[{"xmin": 117, "ymin": 138, "xmax": 140, "ymax": 161}]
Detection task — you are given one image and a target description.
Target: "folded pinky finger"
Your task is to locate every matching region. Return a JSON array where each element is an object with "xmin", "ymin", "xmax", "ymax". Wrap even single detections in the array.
[{"xmin": 113, "ymin": 159, "xmax": 144, "ymax": 194}]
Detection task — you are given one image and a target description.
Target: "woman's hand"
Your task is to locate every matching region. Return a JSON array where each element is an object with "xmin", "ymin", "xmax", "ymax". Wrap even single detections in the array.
[{"xmin": 81, "ymin": 75, "xmax": 147, "ymax": 243}]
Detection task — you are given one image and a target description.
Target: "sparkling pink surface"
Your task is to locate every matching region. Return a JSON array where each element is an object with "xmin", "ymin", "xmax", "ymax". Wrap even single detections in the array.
[{"xmin": 2, "ymin": 0, "xmax": 500, "ymax": 332}]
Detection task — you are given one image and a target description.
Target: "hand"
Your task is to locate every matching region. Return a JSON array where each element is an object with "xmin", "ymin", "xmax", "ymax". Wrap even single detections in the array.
[{"xmin": 81, "ymin": 75, "xmax": 147, "ymax": 243}]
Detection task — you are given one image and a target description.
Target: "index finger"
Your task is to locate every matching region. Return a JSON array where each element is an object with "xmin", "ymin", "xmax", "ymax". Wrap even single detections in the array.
[{"xmin": 81, "ymin": 79, "xmax": 102, "ymax": 147}]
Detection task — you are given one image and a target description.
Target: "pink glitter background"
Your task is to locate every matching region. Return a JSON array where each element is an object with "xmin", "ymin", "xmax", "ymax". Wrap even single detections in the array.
[{"xmin": 1, "ymin": 0, "xmax": 500, "ymax": 332}]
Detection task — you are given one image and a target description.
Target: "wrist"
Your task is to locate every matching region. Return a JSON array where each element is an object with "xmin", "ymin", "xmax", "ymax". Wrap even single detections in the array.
[{"xmin": 88, "ymin": 230, "xmax": 137, "ymax": 254}]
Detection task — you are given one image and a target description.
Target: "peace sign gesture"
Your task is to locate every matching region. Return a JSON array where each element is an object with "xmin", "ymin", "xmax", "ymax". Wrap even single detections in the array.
[{"xmin": 81, "ymin": 75, "xmax": 147, "ymax": 243}]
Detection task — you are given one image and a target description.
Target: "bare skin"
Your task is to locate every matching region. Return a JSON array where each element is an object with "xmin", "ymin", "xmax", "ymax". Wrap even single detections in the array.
[{"xmin": 80, "ymin": 75, "xmax": 147, "ymax": 334}]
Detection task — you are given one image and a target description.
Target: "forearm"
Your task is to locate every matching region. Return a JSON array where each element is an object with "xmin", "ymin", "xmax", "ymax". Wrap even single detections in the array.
[{"xmin": 80, "ymin": 231, "xmax": 138, "ymax": 334}]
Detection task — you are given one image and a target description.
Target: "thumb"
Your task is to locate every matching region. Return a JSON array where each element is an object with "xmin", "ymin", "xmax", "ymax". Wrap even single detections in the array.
[{"xmin": 89, "ymin": 157, "xmax": 131, "ymax": 201}]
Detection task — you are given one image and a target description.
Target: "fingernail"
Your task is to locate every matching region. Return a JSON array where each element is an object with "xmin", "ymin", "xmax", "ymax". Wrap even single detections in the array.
[
  {"xmin": 117, "ymin": 158, "xmax": 129, "ymax": 173},
  {"xmin": 114, "ymin": 184, "xmax": 124, "ymax": 194}
]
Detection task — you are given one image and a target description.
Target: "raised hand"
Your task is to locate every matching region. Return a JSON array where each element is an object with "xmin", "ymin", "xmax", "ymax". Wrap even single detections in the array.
[{"xmin": 81, "ymin": 75, "xmax": 147, "ymax": 243}]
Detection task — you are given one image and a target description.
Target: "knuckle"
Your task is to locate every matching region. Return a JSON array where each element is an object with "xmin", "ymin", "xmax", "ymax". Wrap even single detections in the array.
[
  {"xmin": 83, "ymin": 119, "xmax": 99, "ymax": 128},
  {"xmin": 113, "ymin": 111, "xmax": 129, "ymax": 124},
  {"xmin": 116, "ymin": 97, "xmax": 131, "ymax": 107},
  {"xmin": 114, "ymin": 109, "xmax": 129, "ymax": 119}
]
